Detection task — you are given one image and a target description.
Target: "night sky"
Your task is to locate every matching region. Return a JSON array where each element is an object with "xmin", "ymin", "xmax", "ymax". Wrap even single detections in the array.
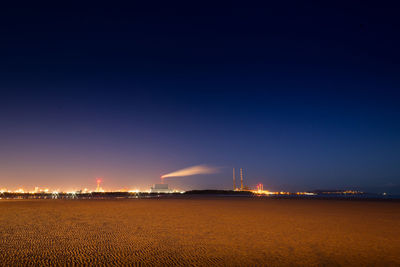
[{"xmin": 1, "ymin": 2, "xmax": 399, "ymax": 192}]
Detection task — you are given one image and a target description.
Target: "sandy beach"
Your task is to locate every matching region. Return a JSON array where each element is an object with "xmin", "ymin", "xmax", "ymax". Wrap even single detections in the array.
[{"xmin": 0, "ymin": 198, "xmax": 399, "ymax": 266}]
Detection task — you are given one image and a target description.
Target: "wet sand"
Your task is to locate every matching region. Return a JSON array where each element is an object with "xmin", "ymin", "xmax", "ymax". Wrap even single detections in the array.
[{"xmin": 0, "ymin": 198, "xmax": 399, "ymax": 266}]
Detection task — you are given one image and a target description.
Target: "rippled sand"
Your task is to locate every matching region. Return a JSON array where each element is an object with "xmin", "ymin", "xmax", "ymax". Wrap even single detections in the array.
[{"xmin": 0, "ymin": 198, "xmax": 399, "ymax": 266}]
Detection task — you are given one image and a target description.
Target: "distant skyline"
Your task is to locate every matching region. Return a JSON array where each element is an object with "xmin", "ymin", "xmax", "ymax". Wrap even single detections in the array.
[{"xmin": 1, "ymin": 2, "xmax": 399, "ymax": 193}]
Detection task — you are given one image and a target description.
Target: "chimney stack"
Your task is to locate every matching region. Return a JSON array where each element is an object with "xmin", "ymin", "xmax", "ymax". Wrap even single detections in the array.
[
  {"xmin": 240, "ymin": 168, "xmax": 244, "ymax": 190},
  {"xmin": 233, "ymin": 168, "xmax": 236, "ymax": 190}
]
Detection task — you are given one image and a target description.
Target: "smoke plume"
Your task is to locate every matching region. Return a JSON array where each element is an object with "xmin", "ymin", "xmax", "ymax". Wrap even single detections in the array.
[{"xmin": 161, "ymin": 165, "xmax": 219, "ymax": 178}]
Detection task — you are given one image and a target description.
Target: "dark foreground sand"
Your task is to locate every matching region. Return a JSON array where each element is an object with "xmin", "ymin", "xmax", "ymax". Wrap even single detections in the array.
[{"xmin": 0, "ymin": 198, "xmax": 399, "ymax": 266}]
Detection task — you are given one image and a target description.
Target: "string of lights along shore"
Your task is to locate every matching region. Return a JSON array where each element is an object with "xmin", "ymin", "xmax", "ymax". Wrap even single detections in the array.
[{"xmin": 0, "ymin": 164, "xmax": 365, "ymax": 197}]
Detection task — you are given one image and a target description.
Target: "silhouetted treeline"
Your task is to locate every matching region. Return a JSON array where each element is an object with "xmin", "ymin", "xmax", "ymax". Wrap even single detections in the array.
[{"xmin": 184, "ymin": 190, "xmax": 253, "ymax": 195}]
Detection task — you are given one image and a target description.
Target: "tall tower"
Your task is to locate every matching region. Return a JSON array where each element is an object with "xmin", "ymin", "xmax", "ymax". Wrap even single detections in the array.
[
  {"xmin": 240, "ymin": 168, "xmax": 244, "ymax": 190},
  {"xmin": 233, "ymin": 168, "xmax": 236, "ymax": 190},
  {"xmin": 96, "ymin": 178, "xmax": 102, "ymax": 192}
]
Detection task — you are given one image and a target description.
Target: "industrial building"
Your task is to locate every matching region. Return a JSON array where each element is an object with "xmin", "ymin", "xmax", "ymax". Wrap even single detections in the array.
[{"xmin": 150, "ymin": 184, "xmax": 173, "ymax": 193}]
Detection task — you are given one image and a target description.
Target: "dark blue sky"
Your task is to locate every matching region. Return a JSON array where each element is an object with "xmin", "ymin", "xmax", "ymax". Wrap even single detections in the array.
[{"xmin": 0, "ymin": 2, "xmax": 399, "ymax": 192}]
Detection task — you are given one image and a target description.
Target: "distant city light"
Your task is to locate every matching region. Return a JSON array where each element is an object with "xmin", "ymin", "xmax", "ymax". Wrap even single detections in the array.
[{"xmin": 129, "ymin": 189, "xmax": 140, "ymax": 193}]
